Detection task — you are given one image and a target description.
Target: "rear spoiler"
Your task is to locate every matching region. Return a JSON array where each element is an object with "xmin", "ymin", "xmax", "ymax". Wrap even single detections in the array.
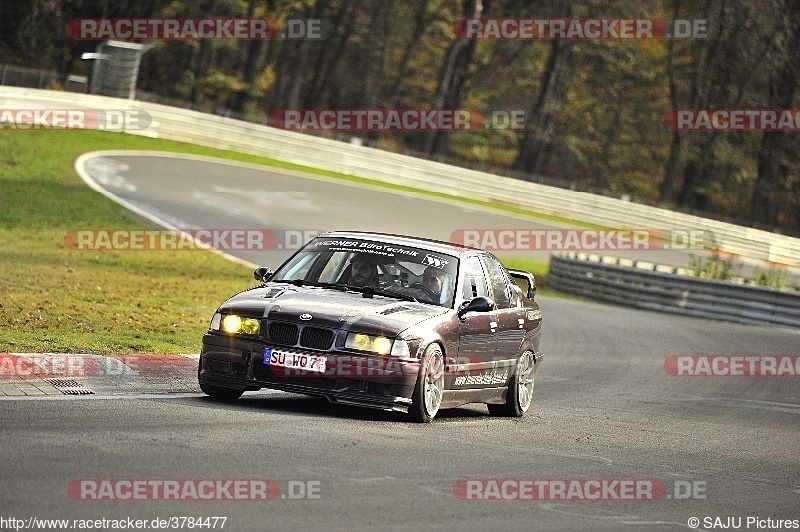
[{"xmin": 507, "ymin": 269, "xmax": 536, "ymax": 299}]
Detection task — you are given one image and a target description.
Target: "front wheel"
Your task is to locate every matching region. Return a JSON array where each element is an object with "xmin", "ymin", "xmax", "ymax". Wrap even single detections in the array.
[
  {"xmin": 200, "ymin": 382, "xmax": 245, "ymax": 401},
  {"xmin": 488, "ymin": 350, "xmax": 536, "ymax": 417},
  {"xmin": 409, "ymin": 344, "xmax": 445, "ymax": 423}
]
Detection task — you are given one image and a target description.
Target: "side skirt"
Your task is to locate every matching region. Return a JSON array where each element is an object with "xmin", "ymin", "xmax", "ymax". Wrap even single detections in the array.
[{"xmin": 440, "ymin": 386, "xmax": 508, "ymax": 409}]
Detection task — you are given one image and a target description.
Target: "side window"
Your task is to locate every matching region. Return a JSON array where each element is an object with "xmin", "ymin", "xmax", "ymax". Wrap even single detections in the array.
[
  {"xmin": 509, "ymin": 283, "xmax": 522, "ymax": 307},
  {"xmin": 318, "ymin": 252, "xmax": 349, "ymax": 283},
  {"xmin": 461, "ymin": 256, "xmax": 488, "ymax": 300},
  {"xmin": 481, "ymin": 255, "xmax": 512, "ymax": 310}
]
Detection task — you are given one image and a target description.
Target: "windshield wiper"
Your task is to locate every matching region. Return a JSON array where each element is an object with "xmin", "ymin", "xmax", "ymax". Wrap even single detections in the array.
[
  {"xmin": 348, "ymin": 285, "xmax": 419, "ymax": 303},
  {"xmin": 272, "ymin": 279, "xmax": 418, "ymax": 302},
  {"xmin": 272, "ymin": 279, "xmax": 347, "ymax": 291},
  {"xmin": 272, "ymin": 279, "xmax": 305, "ymax": 286},
  {"xmin": 315, "ymin": 281, "xmax": 348, "ymax": 291}
]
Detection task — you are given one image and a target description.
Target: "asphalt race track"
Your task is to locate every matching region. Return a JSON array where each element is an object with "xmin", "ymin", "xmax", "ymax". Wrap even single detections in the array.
[
  {"xmin": 76, "ymin": 152, "xmax": 742, "ymax": 269},
  {"xmin": 1, "ymin": 153, "xmax": 798, "ymax": 531}
]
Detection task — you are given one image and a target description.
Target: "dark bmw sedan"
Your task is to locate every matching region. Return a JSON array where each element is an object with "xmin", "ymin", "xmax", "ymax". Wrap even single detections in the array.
[{"xmin": 199, "ymin": 231, "xmax": 543, "ymax": 422}]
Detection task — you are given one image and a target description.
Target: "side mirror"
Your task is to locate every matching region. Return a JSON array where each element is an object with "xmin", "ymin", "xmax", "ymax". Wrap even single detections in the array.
[
  {"xmin": 253, "ymin": 267, "xmax": 273, "ymax": 283},
  {"xmin": 457, "ymin": 296, "xmax": 495, "ymax": 319}
]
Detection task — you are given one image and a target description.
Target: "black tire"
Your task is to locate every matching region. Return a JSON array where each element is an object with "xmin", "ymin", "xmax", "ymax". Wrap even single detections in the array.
[
  {"xmin": 488, "ymin": 351, "xmax": 536, "ymax": 417},
  {"xmin": 409, "ymin": 344, "xmax": 445, "ymax": 423},
  {"xmin": 200, "ymin": 382, "xmax": 245, "ymax": 401}
]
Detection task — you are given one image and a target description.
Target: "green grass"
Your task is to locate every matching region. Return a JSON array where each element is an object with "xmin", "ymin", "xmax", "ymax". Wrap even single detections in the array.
[
  {"xmin": 0, "ymin": 130, "xmax": 261, "ymax": 353},
  {"xmin": 0, "ymin": 129, "xmax": 564, "ymax": 354}
]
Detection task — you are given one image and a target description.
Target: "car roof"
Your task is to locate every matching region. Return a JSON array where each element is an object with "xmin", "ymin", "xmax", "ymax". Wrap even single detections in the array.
[{"xmin": 317, "ymin": 231, "xmax": 479, "ymax": 257}]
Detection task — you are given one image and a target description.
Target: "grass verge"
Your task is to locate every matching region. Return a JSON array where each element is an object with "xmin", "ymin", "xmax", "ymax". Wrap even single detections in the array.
[{"xmin": 0, "ymin": 129, "xmax": 561, "ymax": 354}]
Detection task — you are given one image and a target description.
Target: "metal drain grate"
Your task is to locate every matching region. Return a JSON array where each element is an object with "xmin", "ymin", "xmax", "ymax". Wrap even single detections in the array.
[{"xmin": 45, "ymin": 378, "xmax": 95, "ymax": 395}]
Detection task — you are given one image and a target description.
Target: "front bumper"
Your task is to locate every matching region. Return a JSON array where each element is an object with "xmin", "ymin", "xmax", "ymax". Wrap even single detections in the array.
[{"xmin": 199, "ymin": 333, "xmax": 418, "ymax": 413}]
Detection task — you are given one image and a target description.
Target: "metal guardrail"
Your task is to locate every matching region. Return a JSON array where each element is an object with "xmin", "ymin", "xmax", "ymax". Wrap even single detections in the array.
[
  {"xmin": 0, "ymin": 64, "xmax": 87, "ymax": 93},
  {"xmin": 2, "ymin": 86, "xmax": 799, "ymax": 267},
  {"xmin": 547, "ymin": 253, "xmax": 800, "ymax": 329}
]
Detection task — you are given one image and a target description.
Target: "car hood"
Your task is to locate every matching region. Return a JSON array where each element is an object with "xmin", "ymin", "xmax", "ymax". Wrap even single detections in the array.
[{"xmin": 218, "ymin": 284, "xmax": 448, "ymax": 336}]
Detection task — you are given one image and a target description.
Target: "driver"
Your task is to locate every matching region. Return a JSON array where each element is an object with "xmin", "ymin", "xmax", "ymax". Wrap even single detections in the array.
[
  {"xmin": 347, "ymin": 253, "xmax": 380, "ymax": 288},
  {"xmin": 422, "ymin": 266, "xmax": 445, "ymax": 300}
]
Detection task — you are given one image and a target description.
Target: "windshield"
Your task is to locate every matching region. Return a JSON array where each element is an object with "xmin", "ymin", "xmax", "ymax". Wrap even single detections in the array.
[{"xmin": 272, "ymin": 237, "xmax": 459, "ymax": 308}]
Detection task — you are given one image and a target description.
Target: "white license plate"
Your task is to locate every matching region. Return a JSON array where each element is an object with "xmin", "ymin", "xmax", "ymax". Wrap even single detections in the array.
[{"xmin": 264, "ymin": 348, "xmax": 327, "ymax": 373}]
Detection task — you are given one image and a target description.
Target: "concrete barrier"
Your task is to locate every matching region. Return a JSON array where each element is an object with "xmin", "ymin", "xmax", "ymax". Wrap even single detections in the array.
[{"xmin": 2, "ymin": 85, "xmax": 798, "ymax": 267}]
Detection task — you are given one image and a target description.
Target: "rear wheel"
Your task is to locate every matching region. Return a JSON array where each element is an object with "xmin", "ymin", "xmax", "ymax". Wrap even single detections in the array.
[
  {"xmin": 488, "ymin": 350, "xmax": 536, "ymax": 417},
  {"xmin": 409, "ymin": 344, "xmax": 445, "ymax": 423}
]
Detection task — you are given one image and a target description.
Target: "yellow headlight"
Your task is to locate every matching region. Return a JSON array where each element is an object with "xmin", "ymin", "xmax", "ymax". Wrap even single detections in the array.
[
  {"xmin": 351, "ymin": 333, "xmax": 371, "ymax": 350},
  {"xmin": 241, "ymin": 318, "xmax": 260, "ymax": 335},
  {"xmin": 221, "ymin": 315, "xmax": 260, "ymax": 335},
  {"xmin": 222, "ymin": 315, "xmax": 242, "ymax": 333},
  {"xmin": 372, "ymin": 337, "xmax": 393, "ymax": 355},
  {"xmin": 346, "ymin": 332, "xmax": 393, "ymax": 355}
]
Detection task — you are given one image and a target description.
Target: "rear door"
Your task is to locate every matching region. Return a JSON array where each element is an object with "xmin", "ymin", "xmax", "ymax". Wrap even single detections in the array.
[{"xmin": 481, "ymin": 254, "xmax": 526, "ymax": 366}]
